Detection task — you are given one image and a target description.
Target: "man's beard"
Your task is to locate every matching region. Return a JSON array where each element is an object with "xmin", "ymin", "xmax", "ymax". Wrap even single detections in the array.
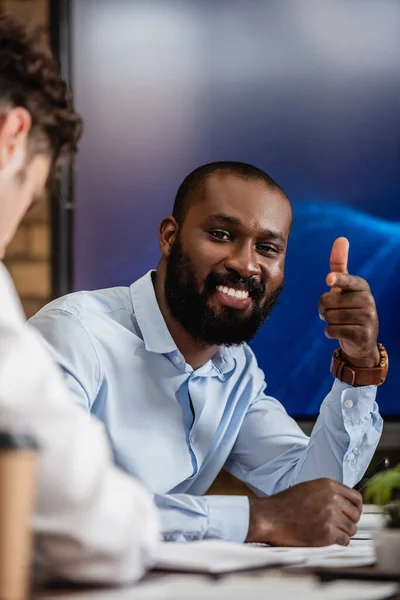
[{"xmin": 164, "ymin": 237, "xmax": 284, "ymax": 347}]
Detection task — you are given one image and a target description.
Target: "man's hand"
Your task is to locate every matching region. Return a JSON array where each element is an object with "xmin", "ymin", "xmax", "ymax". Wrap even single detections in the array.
[
  {"xmin": 318, "ymin": 237, "xmax": 379, "ymax": 367},
  {"xmin": 246, "ymin": 478, "xmax": 362, "ymax": 547}
]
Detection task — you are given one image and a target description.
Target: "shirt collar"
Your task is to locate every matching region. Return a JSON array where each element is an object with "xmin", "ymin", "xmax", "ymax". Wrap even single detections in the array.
[
  {"xmin": 129, "ymin": 270, "xmax": 236, "ymax": 375},
  {"xmin": 130, "ymin": 270, "xmax": 177, "ymax": 354}
]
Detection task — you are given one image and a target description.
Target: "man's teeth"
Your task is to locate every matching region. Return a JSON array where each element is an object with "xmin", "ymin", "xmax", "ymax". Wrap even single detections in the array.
[{"xmin": 216, "ymin": 285, "xmax": 249, "ymax": 299}]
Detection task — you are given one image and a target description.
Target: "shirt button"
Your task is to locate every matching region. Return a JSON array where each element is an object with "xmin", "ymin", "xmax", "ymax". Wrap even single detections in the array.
[
  {"xmin": 347, "ymin": 452, "xmax": 355, "ymax": 462},
  {"xmin": 344, "ymin": 399, "xmax": 353, "ymax": 409},
  {"xmin": 173, "ymin": 355, "xmax": 182, "ymax": 365}
]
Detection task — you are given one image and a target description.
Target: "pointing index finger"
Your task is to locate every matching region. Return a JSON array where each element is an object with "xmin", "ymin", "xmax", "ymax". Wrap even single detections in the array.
[{"xmin": 325, "ymin": 273, "xmax": 370, "ymax": 292}]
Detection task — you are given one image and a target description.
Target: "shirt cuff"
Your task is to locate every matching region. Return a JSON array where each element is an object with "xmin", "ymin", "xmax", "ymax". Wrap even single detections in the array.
[
  {"xmin": 323, "ymin": 378, "xmax": 378, "ymax": 422},
  {"xmin": 340, "ymin": 378, "xmax": 378, "ymax": 423},
  {"xmin": 206, "ymin": 495, "xmax": 250, "ymax": 543}
]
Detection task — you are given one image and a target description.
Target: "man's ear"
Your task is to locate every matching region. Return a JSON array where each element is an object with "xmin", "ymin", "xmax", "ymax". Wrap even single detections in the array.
[
  {"xmin": 0, "ymin": 107, "xmax": 31, "ymax": 171},
  {"xmin": 159, "ymin": 216, "xmax": 179, "ymax": 258}
]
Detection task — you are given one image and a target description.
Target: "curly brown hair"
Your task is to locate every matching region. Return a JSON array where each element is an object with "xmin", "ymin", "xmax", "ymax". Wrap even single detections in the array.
[{"xmin": 0, "ymin": 12, "xmax": 82, "ymax": 174}]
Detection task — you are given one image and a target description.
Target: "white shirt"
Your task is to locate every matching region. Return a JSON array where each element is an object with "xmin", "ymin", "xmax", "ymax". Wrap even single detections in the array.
[{"xmin": 0, "ymin": 262, "xmax": 158, "ymax": 584}]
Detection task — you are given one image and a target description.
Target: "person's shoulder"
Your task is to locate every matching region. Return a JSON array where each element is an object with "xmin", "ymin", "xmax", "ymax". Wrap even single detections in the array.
[
  {"xmin": 0, "ymin": 262, "xmax": 26, "ymax": 327},
  {"xmin": 35, "ymin": 285, "xmax": 133, "ymax": 321}
]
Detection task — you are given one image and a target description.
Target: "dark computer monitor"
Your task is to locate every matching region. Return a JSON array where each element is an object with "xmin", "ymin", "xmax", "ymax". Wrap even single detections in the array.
[{"xmin": 50, "ymin": 0, "xmax": 400, "ymax": 434}]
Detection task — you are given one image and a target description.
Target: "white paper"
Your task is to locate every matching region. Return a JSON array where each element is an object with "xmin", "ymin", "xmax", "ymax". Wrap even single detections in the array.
[
  {"xmin": 352, "ymin": 505, "xmax": 387, "ymax": 539},
  {"xmin": 363, "ymin": 504, "xmax": 385, "ymax": 514},
  {"xmin": 247, "ymin": 540, "xmax": 376, "ymax": 569},
  {"xmin": 352, "ymin": 530, "xmax": 374, "ymax": 540},
  {"xmin": 153, "ymin": 539, "xmax": 376, "ymax": 573},
  {"xmin": 43, "ymin": 576, "xmax": 399, "ymax": 600},
  {"xmin": 153, "ymin": 540, "xmax": 305, "ymax": 573},
  {"xmin": 295, "ymin": 539, "xmax": 376, "ymax": 568},
  {"xmin": 212, "ymin": 580, "xmax": 399, "ymax": 600},
  {"xmin": 357, "ymin": 512, "xmax": 388, "ymax": 531}
]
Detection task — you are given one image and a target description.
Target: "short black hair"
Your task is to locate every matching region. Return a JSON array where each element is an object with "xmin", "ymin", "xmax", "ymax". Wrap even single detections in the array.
[{"xmin": 172, "ymin": 161, "xmax": 287, "ymax": 224}]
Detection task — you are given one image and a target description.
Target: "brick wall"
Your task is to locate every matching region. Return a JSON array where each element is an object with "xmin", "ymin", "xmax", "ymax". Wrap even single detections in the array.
[{"xmin": 2, "ymin": 0, "xmax": 51, "ymax": 319}]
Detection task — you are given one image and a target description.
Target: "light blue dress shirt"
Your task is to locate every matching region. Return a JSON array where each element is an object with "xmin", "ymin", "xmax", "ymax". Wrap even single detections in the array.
[{"xmin": 30, "ymin": 271, "xmax": 383, "ymax": 543}]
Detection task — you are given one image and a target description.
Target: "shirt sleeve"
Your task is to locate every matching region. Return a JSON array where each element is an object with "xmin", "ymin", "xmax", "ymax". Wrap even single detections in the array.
[
  {"xmin": 225, "ymin": 353, "xmax": 383, "ymax": 495},
  {"xmin": 154, "ymin": 493, "xmax": 250, "ymax": 543},
  {"xmin": 0, "ymin": 266, "xmax": 158, "ymax": 584},
  {"xmin": 29, "ymin": 307, "xmax": 100, "ymax": 410}
]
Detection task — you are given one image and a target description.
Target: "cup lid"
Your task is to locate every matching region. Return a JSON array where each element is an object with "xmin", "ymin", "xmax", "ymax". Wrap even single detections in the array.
[{"xmin": 0, "ymin": 431, "xmax": 39, "ymax": 450}]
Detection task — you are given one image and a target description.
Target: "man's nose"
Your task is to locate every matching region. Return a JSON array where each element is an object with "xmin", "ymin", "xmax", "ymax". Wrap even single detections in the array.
[{"xmin": 223, "ymin": 243, "xmax": 261, "ymax": 280}]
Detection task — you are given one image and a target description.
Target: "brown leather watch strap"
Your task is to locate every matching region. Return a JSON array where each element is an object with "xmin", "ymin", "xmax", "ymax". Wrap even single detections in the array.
[{"xmin": 330, "ymin": 343, "xmax": 388, "ymax": 387}]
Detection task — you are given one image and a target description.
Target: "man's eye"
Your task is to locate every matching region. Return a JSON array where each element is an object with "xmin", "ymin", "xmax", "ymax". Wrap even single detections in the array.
[
  {"xmin": 209, "ymin": 230, "xmax": 231, "ymax": 241},
  {"xmin": 257, "ymin": 244, "xmax": 280, "ymax": 255}
]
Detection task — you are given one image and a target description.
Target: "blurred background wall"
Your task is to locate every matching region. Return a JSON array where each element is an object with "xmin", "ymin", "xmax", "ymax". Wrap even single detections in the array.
[{"xmin": 68, "ymin": 0, "xmax": 400, "ymax": 421}]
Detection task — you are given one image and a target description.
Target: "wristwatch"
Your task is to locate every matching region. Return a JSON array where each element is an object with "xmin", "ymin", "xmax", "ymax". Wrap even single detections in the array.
[{"xmin": 330, "ymin": 343, "xmax": 388, "ymax": 387}]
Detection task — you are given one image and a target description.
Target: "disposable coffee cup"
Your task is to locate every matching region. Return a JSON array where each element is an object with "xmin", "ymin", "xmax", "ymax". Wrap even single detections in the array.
[{"xmin": 0, "ymin": 432, "xmax": 38, "ymax": 600}]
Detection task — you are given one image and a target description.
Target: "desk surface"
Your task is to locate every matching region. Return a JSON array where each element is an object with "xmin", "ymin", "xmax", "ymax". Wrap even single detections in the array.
[{"xmin": 32, "ymin": 564, "xmax": 400, "ymax": 599}]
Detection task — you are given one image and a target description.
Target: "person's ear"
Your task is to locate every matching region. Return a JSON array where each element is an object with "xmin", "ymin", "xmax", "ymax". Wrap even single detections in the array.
[
  {"xmin": 159, "ymin": 216, "xmax": 179, "ymax": 258},
  {"xmin": 0, "ymin": 107, "xmax": 31, "ymax": 172}
]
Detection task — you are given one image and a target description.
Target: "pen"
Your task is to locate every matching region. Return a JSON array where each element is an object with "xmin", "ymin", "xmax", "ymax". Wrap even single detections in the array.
[{"xmin": 354, "ymin": 457, "xmax": 390, "ymax": 493}]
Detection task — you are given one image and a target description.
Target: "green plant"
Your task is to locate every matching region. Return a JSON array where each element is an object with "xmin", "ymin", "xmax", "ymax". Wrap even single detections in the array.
[{"xmin": 364, "ymin": 464, "xmax": 400, "ymax": 528}]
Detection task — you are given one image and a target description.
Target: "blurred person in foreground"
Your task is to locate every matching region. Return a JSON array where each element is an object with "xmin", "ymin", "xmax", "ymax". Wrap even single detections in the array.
[
  {"xmin": 31, "ymin": 160, "xmax": 387, "ymax": 548},
  {"xmin": 0, "ymin": 13, "xmax": 158, "ymax": 583}
]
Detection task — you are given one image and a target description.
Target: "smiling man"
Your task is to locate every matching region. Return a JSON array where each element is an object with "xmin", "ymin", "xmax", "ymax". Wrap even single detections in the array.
[{"xmin": 30, "ymin": 161, "xmax": 387, "ymax": 547}]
